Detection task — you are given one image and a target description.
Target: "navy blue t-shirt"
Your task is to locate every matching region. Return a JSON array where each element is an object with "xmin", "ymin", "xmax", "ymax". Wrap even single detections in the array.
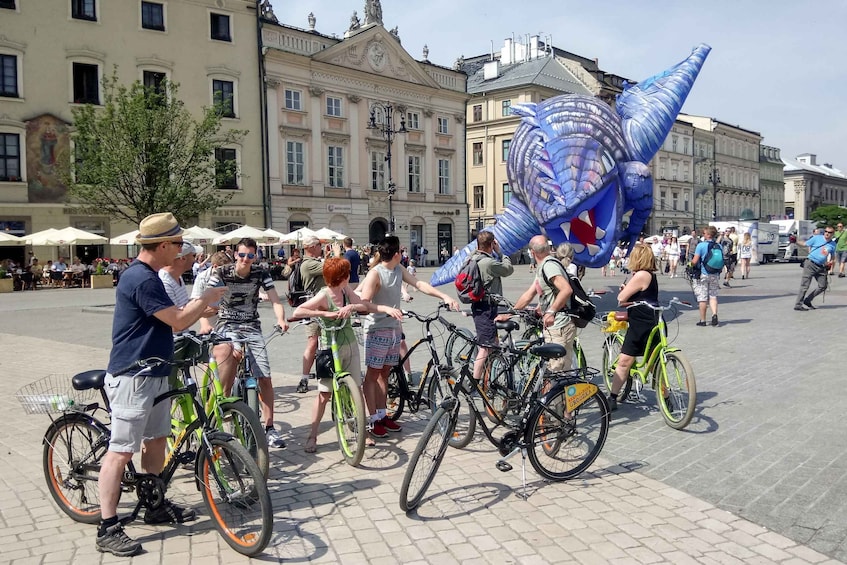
[
  {"xmin": 344, "ymin": 249, "xmax": 361, "ymax": 283},
  {"xmin": 108, "ymin": 260, "xmax": 175, "ymax": 377}
]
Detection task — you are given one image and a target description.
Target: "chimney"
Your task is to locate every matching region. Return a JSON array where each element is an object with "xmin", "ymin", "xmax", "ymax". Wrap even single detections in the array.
[
  {"xmin": 797, "ymin": 154, "xmax": 817, "ymax": 165},
  {"xmin": 530, "ymin": 35, "xmax": 540, "ymax": 59},
  {"xmin": 502, "ymin": 37, "xmax": 513, "ymax": 65}
]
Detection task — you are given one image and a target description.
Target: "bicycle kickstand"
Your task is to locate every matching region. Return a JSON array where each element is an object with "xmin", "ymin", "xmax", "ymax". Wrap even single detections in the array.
[{"xmin": 495, "ymin": 446, "xmax": 530, "ymax": 500}]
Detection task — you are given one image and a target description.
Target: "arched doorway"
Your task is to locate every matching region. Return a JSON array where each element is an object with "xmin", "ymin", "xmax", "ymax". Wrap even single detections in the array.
[{"xmin": 369, "ymin": 218, "xmax": 388, "ymax": 244}]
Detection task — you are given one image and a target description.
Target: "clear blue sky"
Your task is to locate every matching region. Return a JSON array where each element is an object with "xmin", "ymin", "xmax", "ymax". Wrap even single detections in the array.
[{"xmin": 272, "ymin": 0, "xmax": 847, "ymax": 168}]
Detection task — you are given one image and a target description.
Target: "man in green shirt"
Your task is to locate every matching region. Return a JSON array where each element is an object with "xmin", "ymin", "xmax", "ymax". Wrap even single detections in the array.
[
  {"xmin": 298, "ymin": 235, "xmax": 327, "ymax": 393},
  {"xmin": 833, "ymin": 222, "xmax": 847, "ymax": 277},
  {"xmin": 470, "ymin": 231, "xmax": 514, "ymax": 381}
]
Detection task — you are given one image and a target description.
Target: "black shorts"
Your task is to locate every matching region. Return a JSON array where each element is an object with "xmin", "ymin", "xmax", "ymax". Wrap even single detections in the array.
[
  {"xmin": 620, "ymin": 308, "xmax": 659, "ymax": 357},
  {"xmin": 471, "ymin": 301, "xmax": 497, "ymax": 347}
]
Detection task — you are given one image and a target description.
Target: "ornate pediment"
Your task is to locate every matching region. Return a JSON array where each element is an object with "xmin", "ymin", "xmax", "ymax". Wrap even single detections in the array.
[{"xmin": 312, "ymin": 27, "xmax": 439, "ymax": 89}]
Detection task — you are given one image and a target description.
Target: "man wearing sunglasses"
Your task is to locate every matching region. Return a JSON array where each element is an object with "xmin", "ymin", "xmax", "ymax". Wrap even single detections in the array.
[
  {"xmin": 209, "ymin": 237, "xmax": 290, "ymax": 448},
  {"xmin": 795, "ymin": 226, "xmax": 836, "ymax": 311}
]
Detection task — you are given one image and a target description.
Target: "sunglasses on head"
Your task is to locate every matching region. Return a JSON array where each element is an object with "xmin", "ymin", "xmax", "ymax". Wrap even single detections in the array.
[{"xmin": 237, "ymin": 252, "xmax": 256, "ymax": 259}]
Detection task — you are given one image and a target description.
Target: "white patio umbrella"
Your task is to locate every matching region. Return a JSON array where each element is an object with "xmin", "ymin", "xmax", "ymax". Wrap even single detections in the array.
[
  {"xmin": 183, "ymin": 225, "xmax": 222, "ymax": 245},
  {"xmin": 25, "ymin": 228, "xmax": 62, "ymax": 246},
  {"xmin": 109, "ymin": 230, "xmax": 140, "ymax": 245},
  {"xmin": 48, "ymin": 227, "xmax": 108, "ymax": 245},
  {"xmin": 0, "ymin": 232, "xmax": 25, "ymax": 246},
  {"xmin": 213, "ymin": 225, "xmax": 279, "ymax": 245},
  {"xmin": 314, "ymin": 227, "xmax": 347, "ymax": 242},
  {"xmin": 263, "ymin": 228, "xmax": 288, "ymax": 240},
  {"xmin": 278, "ymin": 227, "xmax": 318, "ymax": 245},
  {"xmin": 678, "ymin": 234, "xmax": 694, "ymax": 244}
]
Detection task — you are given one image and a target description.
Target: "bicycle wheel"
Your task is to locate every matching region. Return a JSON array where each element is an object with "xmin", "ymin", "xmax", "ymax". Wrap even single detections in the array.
[
  {"xmin": 601, "ymin": 334, "xmax": 631, "ymax": 401},
  {"xmin": 482, "ymin": 352, "xmax": 512, "ymax": 423},
  {"xmin": 426, "ymin": 363, "xmax": 476, "ymax": 449},
  {"xmin": 334, "ymin": 374, "xmax": 367, "ymax": 466},
  {"xmin": 197, "ymin": 437, "xmax": 273, "ymax": 556},
  {"xmin": 214, "ymin": 401, "xmax": 269, "ymax": 479},
  {"xmin": 43, "ymin": 415, "xmax": 109, "ymax": 523},
  {"xmin": 445, "ymin": 326, "xmax": 478, "ymax": 367},
  {"xmin": 525, "ymin": 387, "xmax": 609, "ymax": 481},
  {"xmin": 654, "ymin": 351, "xmax": 696, "ymax": 429},
  {"xmin": 399, "ymin": 404, "xmax": 455, "ymax": 512},
  {"xmin": 386, "ymin": 365, "xmax": 408, "ymax": 421}
]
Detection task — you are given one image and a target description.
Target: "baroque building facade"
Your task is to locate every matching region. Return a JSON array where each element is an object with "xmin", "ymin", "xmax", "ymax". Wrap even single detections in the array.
[
  {"xmin": 261, "ymin": 4, "xmax": 469, "ymax": 260},
  {"xmin": 649, "ymin": 120, "xmax": 695, "ymax": 235},
  {"xmin": 0, "ymin": 0, "xmax": 264, "ymax": 261},
  {"xmin": 759, "ymin": 145, "xmax": 785, "ymax": 220},
  {"xmin": 782, "ymin": 154, "xmax": 847, "ymax": 220}
]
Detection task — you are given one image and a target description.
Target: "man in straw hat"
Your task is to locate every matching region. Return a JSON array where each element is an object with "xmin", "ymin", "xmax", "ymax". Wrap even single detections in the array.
[{"xmin": 95, "ymin": 213, "xmax": 226, "ymax": 557}]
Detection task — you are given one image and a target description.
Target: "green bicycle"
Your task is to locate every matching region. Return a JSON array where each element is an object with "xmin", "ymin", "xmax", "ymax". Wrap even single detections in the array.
[{"xmin": 601, "ymin": 297, "xmax": 697, "ymax": 429}]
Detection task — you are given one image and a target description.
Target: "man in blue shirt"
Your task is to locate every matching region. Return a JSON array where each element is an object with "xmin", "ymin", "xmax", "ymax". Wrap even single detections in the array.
[
  {"xmin": 342, "ymin": 237, "xmax": 361, "ymax": 289},
  {"xmin": 795, "ymin": 226, "xmax": 836, "ymax": 310},
  {"xmin": 96, "ymin": 213, "xmax": 226, "ymax": 557},
  {"xmin": 690, "ymin": 225, "xmax": 721, "ymax": 326}
]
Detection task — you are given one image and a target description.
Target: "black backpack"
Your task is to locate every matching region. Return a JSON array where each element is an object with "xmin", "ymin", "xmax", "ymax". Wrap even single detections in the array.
[
  {"xmin": 703, "ymin": 242, "xmax": 725, "ymax": 274},
  {"xmin": 541, "ymin": 258, "xmax": 596, "ymax": 328},
  {"xmin": 455, "ymin": 253, "xmax": 487, "ymax": 304},
  {"xmin": 287, "ymin": 260, "xmax": 310, "ymax": 307}
]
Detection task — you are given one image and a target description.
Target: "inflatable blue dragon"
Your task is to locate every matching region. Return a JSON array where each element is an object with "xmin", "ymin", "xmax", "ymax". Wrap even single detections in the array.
[{"xmin": 432, "ymin": 43, "xmax": 711, "ymax": 286}]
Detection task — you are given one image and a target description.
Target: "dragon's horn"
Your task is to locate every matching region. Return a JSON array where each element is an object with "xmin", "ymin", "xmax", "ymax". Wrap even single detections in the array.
[
  {"xmin": 430, "ymin": 199, "xmax": 540, "ymax": 287},
  {"xmin": 616, "ymin": 43, "xmax": 711, "ymax": 163}
]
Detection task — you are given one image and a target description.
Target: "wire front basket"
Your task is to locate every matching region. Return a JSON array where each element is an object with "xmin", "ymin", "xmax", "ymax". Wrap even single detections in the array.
[{"xmin": 15, "ymin": 374, "xmax": 97, "ymax": 415}]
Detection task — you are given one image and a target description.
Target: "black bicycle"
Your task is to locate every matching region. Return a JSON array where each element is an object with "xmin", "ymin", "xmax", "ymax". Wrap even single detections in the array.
[
  {"xmin": 399, "ymin": 343, "xmax": 610, "ymax": 512},
  {"xmin": 18, "ymin": 358, "xmax": 273, "ymax": 556}
]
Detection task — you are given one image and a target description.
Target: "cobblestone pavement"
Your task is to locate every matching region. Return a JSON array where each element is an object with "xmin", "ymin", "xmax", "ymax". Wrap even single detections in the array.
[{"xmin": 0, "ymin": 261, "xmax": 844, "ymax": 564}]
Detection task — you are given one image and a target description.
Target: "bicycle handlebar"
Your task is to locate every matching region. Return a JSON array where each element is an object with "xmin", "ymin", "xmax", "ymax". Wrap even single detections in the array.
[{"xmin": 619, "ymin": 297, "xmax": 692, "ymax": 310}]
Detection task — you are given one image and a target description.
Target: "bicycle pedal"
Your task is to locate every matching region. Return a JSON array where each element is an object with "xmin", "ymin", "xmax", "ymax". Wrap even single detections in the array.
[
  {"xmin": 177, "ymin": 451, "xmax": 196, "ymax": 465},
  {"xmin": 495, "ymin": 461, "xmax": 513, "ymax": 473}
]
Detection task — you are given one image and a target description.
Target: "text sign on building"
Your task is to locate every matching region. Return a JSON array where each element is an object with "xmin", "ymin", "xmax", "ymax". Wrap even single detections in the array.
[{"xmin": 327, "ymin": 204, "xmax": 353, "ymax": 214}]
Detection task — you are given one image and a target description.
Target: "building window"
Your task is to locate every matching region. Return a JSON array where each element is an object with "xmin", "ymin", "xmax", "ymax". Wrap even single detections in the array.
[
  {"xmin": 72, "ymin": 0, "xmax": 96, "ymax": 21},
  {"xmin": 327, "ymin": 146, "xmax": 343, "ymax": 188},
  {"xmin": 473, "ymin": 185, "xmax": 484, "ymax": 209},
  {"xmin": 141, "ymin": 2, "xmax": 165, "ymax": 31},
  {"xmin": 672, "ymin": 135, "xmax": 678, "ymax": 153},
  {"xmin": 212, "ymin": 79, "xmax": 235, "ymax": 118},
  {"xmin": 210, "ymin": 13, "xmax": 231, "ymax": 42},
  {"xmin": 503, "ymin": 183, "xmax": 512, "ymax": 207},
  {"xmin": 284, "ymin": 89, "xmax": 301, "ymax": 110},
  {"xmin": 501, "ymin": 100, "xmax": 511, "ymax": 117},
  {"xmin": 285, "ymin": 141, "xmax": 304, "ymax": 185},
  {"xmin": 472, "ymin": 105, "xmax": 482, "ymax": 122},
  {"xmin": 437, "ymin": 117, "xmax": 449, "ymax": 134},
  {"xmin": 437, "ymin": 159, "xmax": 450, "ymax": 195},
  {"xmin": 501, "ymin": 139, "xmax": 511, "ymax": 162},
  {"xmin": 370, "ymin": 150, "xmax": 385, "ymax": 190},
  {"xmin": 0, "ymin": 55, "xmax": 18, "ymax": 98},
  {"xmin": 72, "ymin": 63, "xmax": 99, "ymax": 104},
  {"xmin": 408, "ymin": 155, "xmax": 421, "ymax": 193},
  {"xmin": 672, "ymin": 192, "xmax": 678, "ymax": 211},
  {"xmin": 326, "ymin": 96, "xmax": 342, "ymax": 117},
  {"xmin": 684, "ymin": 193, "xmax": 689, "ymax": 212},
  {"xmin": 406, "ymin": 111, "xmax": 420, "ymax": 130},
  {"xmin": 683, "ymin": 139, "xmax": 689, "ymax": 155},
  {"xmin": 214, "ymin": 148, "xmax": 238, "ymax": 189},
  {"xmin": 472, "ymin": 142, "xmax": 483, "ymax": 166},
  {"xmin": 0, "ymin": 133, "xmax": 21, "ymax": 181},
  {"xmin": 0, "ymin": 0, "xmax": 16, "ymax": 8},
  {"xmin": 143, "ymin": 71, "xmax": 166, "ymax": 98},
  {"xmin": 660, "ymin": 190, "xmax": 666, "ymax": 211}
]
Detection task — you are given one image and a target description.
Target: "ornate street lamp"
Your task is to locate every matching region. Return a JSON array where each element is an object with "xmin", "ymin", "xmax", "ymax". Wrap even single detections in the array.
[
  {"xmin": 709, "ymin": 166, "xmax": 721, "ymax": 222},
  {"xmin": 366, "ymin": 102, "xmax": 407, "ymax": 235}
]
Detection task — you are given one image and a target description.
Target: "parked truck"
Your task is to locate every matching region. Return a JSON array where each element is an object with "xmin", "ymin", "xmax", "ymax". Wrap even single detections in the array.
[
  {"xmin": 709, "ymin": 220, "xmax": 778, "ymax": 264},
  {"xmin": 770, "ymin": 219, "xmax": 816, "ymax": 262}
]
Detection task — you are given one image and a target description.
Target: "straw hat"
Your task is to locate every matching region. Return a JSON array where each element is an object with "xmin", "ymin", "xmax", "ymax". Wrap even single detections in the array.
[{"xmin": 135, "ymin": 213, "xmax": 184, "ymax": 244}]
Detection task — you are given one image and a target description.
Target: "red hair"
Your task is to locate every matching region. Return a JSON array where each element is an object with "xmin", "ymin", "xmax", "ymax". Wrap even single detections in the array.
[{"xmin": 323, "ymin": 257, "xmax": 351, "ymax": 287}]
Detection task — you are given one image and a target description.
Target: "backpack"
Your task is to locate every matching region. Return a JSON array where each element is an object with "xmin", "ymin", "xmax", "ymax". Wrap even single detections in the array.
[
  {"xmin": 287, "ymin": 260, "xmax": 310, "ymax": 307},
  {"xmin": 720, "ymin": 237, "xmax": 734, "ymax": 258},
  {"xmin": 541, "ymin": 258, "xmax": 596, "ymax": 328},
  {"xmin": 455, "ymin": 253, "xmax": 487, "ymax": 304},
  {"xmin": 703, "ymin": 241, "xmax": 725, "ymax": 274}
]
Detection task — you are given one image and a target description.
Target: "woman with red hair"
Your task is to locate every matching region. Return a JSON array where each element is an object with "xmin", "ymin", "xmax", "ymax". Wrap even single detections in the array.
[{"xmin": 293, "ymin": 257, "xmax": 394, "ymax": 452}]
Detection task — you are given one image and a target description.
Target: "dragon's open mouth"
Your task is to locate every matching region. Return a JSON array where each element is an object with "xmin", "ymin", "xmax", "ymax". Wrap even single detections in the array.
[{"xmin": 542, "ymin": 184, "xmax": 620, "ymax": 265}]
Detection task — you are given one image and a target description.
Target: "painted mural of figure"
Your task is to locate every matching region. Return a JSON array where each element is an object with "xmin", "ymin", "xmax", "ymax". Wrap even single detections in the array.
[{"xmin": 41, "ymin": 126, "xmax": 57, "ymax": 166}]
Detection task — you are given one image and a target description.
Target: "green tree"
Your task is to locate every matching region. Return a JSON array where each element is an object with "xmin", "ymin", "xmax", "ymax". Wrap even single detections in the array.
[
  {"xmin": 62, "ymin": 72, "xmax": 247, "ymax": 225},
  {"xmin": 809, "ymin": 204, "xmax": 847, "ymax": 228}
]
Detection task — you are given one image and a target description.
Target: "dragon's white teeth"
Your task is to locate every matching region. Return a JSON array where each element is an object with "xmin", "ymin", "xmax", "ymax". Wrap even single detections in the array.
[
  {"xmin": 572, "ymin": 243, "xmax": 586, "ymax": 253},
  {"xmin": 560, "ymin": 222, "xmax": 571, "ymax": 239},
  {"xmin": 595, "ymin": 227, "xmax": 606, "ymax": 239},
  {"xmin": 578, "ymin": 210, "xmax": 592, "ymax": 227},
  {"xmin": 587, "ymin": 244, "xmax": 601, "ymax": 256}
]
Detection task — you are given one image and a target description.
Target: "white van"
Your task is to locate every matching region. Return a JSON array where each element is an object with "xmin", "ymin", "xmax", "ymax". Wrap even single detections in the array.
[{"xmin": 770, "ymin": 220, "xmax": 815, "ymax": 262}]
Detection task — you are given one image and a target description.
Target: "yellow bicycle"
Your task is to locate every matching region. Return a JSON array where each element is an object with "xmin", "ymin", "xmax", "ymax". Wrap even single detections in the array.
[{"xmin": 601, "ymin": 297, "xmax": 696, "ymax": 429}]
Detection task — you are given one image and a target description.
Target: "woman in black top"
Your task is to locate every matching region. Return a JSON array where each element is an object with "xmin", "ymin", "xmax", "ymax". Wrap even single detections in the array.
[{"xmin": 608, "ymin": 243, "xmax": 660, "ymax": 411}]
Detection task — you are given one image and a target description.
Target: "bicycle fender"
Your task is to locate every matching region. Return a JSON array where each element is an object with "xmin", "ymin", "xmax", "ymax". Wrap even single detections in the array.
[
  {"xmin": 662, "ymin": 347, "xmax": 683, "ymax": 355},
  {"xmin": 540, "ymin": 380, "xmax": 601, "ymax": 413},
  {"xmin": 43, "ymin": 412, "xmax": 110, "ymax": 446}
]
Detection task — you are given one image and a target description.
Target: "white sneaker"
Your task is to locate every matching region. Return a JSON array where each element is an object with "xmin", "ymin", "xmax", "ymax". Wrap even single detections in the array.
[{"xmin": 266, "ymin": 427, "xmax": 287, "ymax": 449}]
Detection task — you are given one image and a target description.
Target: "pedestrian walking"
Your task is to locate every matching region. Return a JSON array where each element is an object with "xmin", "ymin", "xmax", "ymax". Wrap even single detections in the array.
[
  {"xmin": 833, "ymin": 222, "xmax": 847, "ymax": 277},
  {"xmin": 689, "ymin": 225, "xmax": 721, "ymax": 326},
  {"xmin": 794, "ymin": 226, "xmax": 836, "ymax": 311}
]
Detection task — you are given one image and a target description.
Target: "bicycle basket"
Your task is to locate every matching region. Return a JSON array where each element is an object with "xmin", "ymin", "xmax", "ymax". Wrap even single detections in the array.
[
  {"xmin": 15, "ymin": 374, "xmax": 97, "ymax": 415},
  {"xmin": 602, "ymin": 312, "xmax": 628, "ymax": 333}
]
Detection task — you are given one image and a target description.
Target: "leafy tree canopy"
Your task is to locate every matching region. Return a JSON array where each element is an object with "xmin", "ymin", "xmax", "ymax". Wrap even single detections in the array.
[
  {"xmin": 809, "ymin": 204, "xmax": 847, "ymax": 228},
  {"xmin": 62, "ymin": 72, "xmax": 247, "ymax": 225}
]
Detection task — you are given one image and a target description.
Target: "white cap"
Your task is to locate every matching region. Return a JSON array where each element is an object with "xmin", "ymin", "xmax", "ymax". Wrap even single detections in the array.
[{"xmin": 176, "ymin": 242, "xmax": 202, "ymax": 258}]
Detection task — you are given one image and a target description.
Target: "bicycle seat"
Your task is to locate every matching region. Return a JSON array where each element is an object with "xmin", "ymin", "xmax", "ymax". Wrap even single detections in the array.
[
  {"xmin": 495, "ymin": 320, "xmax": 519, "ymax": 332},
  {"xmin": 614, "ymin": 311, "xmax": 629, "ymax": 322},
  {"xmin": 72, "ymin": 369, "xmax": 107, "ymax": 391},
  {"xmin": 529, "ymin": 343, "xmax": 566, "ymax": 359}
]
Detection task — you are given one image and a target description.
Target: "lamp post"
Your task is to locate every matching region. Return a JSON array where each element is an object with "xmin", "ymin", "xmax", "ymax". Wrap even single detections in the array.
[
  {"xmin": 709, "ymin": 165, "xmax": 720, "ymax": 222},
  {"xmin": 367, "ymin": 102, "xmax": 407, "ymax": 235}
]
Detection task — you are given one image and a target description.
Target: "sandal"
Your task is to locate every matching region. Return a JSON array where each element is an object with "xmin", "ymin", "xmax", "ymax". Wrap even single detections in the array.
[{"xmin": 304, "ymin": 437, "xmax": 317, "ymax": 453}]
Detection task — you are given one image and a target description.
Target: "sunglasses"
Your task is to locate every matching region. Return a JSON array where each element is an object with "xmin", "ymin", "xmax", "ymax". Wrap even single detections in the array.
[{"xmin": 237, "ymin": 252, "xmax": 256, "ymax": 259}]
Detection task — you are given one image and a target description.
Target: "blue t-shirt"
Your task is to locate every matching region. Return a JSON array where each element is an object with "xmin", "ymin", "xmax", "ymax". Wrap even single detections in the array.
[
  {"xmin": 108, "ymin": 260, "xmax": 175, "ymax": 377},
  {"xmin": 344, "ymin": 249, "xmax": 361, "ymax": 283},
  {"xmin": 805, "ymin": 234, "xmax": 836, "ymax": 266},
  {"xmin": 694, "ymin": 240, "xmax": 717, "ymax": 275}
]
